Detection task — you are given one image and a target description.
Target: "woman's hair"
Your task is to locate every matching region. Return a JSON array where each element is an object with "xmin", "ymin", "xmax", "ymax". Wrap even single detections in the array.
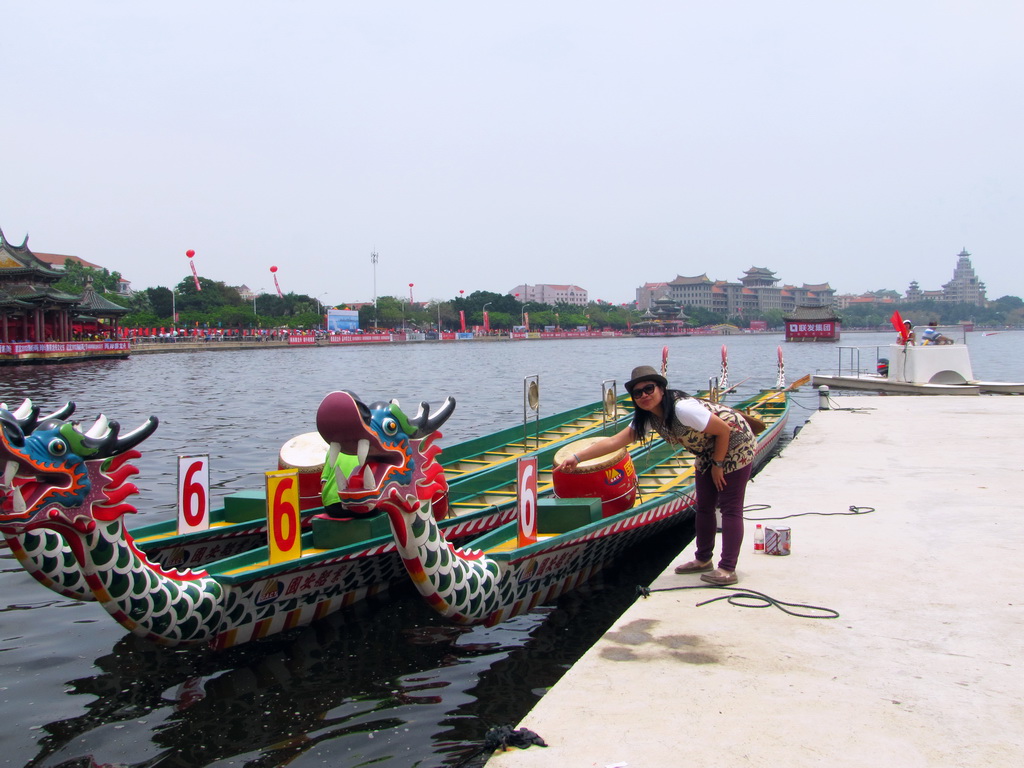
[{"xmin": 631, "ymin": 387, "xmax": 689, "ymax": 438}]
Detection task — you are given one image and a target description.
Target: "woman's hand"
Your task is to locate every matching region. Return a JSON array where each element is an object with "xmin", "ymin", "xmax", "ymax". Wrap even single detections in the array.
[
  {"xmin": 555, "ymin": 454, "xmax": 580, "ymax": 472},
  {"xmin": 711, "ymin": 464, "xmax": 727, "ymax": 491}
]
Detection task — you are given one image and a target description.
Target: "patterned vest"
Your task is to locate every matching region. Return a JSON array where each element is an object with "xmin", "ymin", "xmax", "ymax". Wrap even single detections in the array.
[{"xmin": 645, "ymin": 395, "xmax": 756, "ymax": 473}]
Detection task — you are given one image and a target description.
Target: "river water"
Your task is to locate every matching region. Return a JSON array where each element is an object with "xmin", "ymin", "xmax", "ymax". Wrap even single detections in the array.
[{"xmin": 1, "ymin": 332, "xmax": 1020, "ymax": 767}]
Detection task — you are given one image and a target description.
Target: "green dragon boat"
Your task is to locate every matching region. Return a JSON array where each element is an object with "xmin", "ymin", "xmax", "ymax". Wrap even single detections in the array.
[{"xmin": 0, "ymin": 382, "xmax": 631, "ymax": 604}]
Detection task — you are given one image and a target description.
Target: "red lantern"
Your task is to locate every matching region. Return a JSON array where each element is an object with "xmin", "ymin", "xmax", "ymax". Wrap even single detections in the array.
[
  {"xmin": 270, "ymin": 266, "xmax": 278, "ymax": 273},
  {"xmin": 186, "ymin": 249, "xmax": 195, "ymax": 258}
]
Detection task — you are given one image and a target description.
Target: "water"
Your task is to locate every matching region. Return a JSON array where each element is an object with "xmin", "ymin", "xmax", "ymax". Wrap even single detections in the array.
[{"xmin": 1, "ymin": 332, "xmax": 1019, "ymax": 767}]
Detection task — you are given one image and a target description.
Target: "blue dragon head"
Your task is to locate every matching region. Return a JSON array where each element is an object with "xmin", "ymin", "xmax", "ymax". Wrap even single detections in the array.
[
  {"xmin": 315, "ymin": 390, "xmax": 455, "ymax": 516},
  {"xmin": 0, "ymin": 399, "xmax": 158, "ymax": 535}
]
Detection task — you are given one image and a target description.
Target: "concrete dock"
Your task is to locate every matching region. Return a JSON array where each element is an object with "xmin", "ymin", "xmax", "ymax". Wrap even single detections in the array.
[{"xmin": 487, "ymin": 396, "xmax": 1024, "ymax": 767}]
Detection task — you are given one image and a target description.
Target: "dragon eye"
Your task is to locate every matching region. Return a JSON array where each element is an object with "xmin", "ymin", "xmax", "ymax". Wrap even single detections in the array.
[
  {"xmin": 48, "ymin": 438, "xmax": 68, "ymax": 456},
  {"xmin": 381, "ymin": 417, "xmax": 399, "ymax": 436}
]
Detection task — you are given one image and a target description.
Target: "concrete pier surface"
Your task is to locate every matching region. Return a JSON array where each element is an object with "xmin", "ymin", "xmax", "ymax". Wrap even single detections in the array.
[{"xmin": 487, "ymin": 396, "xmax": 1024, "ymax": 767}]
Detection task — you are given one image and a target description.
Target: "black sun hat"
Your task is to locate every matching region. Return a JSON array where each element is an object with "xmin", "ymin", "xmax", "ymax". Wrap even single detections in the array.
[{"xmin": 625, "ymin": 365, "xmax": 667, "ymax": 392}]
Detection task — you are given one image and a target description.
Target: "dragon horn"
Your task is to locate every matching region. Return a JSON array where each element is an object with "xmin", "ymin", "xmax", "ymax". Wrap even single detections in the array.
[
  {"xmin": 79, "ymin": 417, "xmax": 120, "ymax": 456},
  {"xmin": 9, "ymin": 399, "xmax": 41, "ymax": 434},
  {"xmin": 38, "ymin": 401, "xmax": 76, "ymax": 425},
  {"xmin": 85, "ymin": 414, "xmax": 110, "ymax": 439},
  {"xmin": 0, "ymin": 408, "xmax": 26, "ymax": 448},
  {"xmin": 407, "ymin": 397, "xmax": 456, "ymax": 439},
  {"xmin": 113, "ymin": 416, "xmax": 159, "ymax": 455},
  {"xmin": 63, "ymin": 415, "xmax": 158, "ymax": 458}
]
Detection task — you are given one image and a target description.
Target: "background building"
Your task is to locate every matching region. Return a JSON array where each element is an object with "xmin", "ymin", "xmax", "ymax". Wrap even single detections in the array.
[
  {"xmin": 509, "ymin": 284, "xmax": 588, "ymax": 306},
  {"xmin": 0, "ymin": 227, "xmax": 127, "ymax": 342},
  {"xmin": 642, "ymin": 267, "xmax": 835, "ymax": 316},
  {"xmin": 904, "ymin": 248, "xmax": 987, "ymax": 305}
]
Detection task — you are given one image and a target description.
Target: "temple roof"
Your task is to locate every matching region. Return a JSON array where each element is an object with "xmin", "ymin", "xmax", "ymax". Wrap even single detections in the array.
[
  {"xmin": 668, "ymin": 274, "xmax": 712, "ymax": 285},
  {"xmin": 784, "ymin": 305, "xmax": 841, "ymax": 321},
  {"xmin": 76, "ymin": 282, "xmax": 130, "ymax": 316},
  {"xmin": 32, "ymin": 251, "xmax": 105, "ymax": 271},
  {"xmin": 3, "ymin": 282, "xmax": 81, "ymax": 303},
  {"xmin": 0, "ymin": 226, "xmax": 65, "ymax": 279}
]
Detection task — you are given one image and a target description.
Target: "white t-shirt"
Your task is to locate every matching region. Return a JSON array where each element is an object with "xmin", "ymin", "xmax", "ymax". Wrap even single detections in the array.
[
  {"xmin": 673, "ymin": 397, "xmax": 712, "ymax": 431},
  {"xmin": 637, "ymin": 396, "xmax": 712, "ymax": 438}
]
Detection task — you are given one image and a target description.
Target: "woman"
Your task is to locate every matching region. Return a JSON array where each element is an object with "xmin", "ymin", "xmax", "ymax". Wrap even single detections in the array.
[{"xmin": 555, "ymin": 364, "xmax": 756, "ymax": 586}]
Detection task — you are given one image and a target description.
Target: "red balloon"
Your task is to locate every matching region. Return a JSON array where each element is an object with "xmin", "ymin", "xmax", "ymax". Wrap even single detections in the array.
[
  {"xmin": 270, "ymin": 266, "xmax": 278, "ymax": 273},
  {"xmin": 409, "ymin": 283, "xmax": 414, "ymax": 288},
  {"xmin": 186, "ymin": 250, "xmax": 195, "ymax": 258}
]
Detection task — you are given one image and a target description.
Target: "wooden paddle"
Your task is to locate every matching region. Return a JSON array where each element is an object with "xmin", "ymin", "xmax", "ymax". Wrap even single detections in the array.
[{"xmin": 787, "ymin": 373, "xmax": 812, "ymax": 390}]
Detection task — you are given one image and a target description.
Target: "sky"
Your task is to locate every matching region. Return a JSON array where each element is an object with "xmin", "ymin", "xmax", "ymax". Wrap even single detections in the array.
[{"xmin": 3, "ymin": 2, "xmax": 1023, "ymax": 305}]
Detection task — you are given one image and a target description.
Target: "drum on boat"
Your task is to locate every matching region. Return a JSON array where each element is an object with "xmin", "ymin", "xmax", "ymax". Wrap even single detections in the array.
[
  {"xmin": 278, "ymin": 432, "xmax": 328, "ymax": 511},
  {"xmin": 552, "ymin": 436, "xmax": 637, "ymax": 517}
]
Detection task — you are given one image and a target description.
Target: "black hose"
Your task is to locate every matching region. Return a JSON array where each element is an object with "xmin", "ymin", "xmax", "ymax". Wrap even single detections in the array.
[{"xmin": 636, "ymin": 583, "xmax": 839, "ymax": 620}]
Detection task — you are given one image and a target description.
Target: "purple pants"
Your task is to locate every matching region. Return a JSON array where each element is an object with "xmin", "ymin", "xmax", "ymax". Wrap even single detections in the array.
[{"xmin": 693, "ymin": 462, "xmax": 752, "ymax": 572}]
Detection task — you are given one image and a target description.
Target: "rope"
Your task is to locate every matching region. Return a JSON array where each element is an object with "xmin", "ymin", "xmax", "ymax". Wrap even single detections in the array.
[
  {"xmin": 787, "ymin": 391, "xmax": 877, "ymax": 413},
  {"xmin": 636, "ymin": 583, "xmax": 839, "ymax": 620},
  {"xmin": 742, "ymin": 503, "xmax": 875, "ymax": 521}
]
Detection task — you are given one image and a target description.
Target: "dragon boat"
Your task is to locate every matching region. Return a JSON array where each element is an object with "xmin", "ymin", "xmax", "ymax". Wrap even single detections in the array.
[
  {"xmin": 0, "ymin": 384, "xmax": 632, "ymax": 603},
  {"xmin": 0, "ymin": 388, "xmax": 644, "ymax": 648},
  {"xmin": 381, "ymin": 387, "xmax": 790, "ymax": 625},
  {"xmin": 0, "ymin": 350, "xmax": 785, "ymax": 648}
]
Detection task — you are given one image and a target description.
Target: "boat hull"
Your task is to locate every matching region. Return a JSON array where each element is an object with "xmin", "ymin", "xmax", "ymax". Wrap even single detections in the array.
[{"xmin": 393, "ymin": 390, "xmax": 789, "ymax": 626}]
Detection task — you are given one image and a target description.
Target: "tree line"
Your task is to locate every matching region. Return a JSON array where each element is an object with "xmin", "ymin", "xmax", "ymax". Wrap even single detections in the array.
[{"xmin": 54, "ymin": 262, "xmax": 1024, "ymax": 331}]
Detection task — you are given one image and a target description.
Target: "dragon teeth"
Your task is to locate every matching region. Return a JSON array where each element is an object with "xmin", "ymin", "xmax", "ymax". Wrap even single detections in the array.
[
  {"xmin": 12, "ymin": 486, "xmax": 26, "ymax": 514},
  {"xmin": 3, "ymin": 460, "xmax": 15, "ymax": 489},
  {"xmin": 356, "ymin": 439, "xmax": 369, "ymax": 466},
  {"xmin": 363, "ymin": 467, "xmax": 375, "ymax": 491},
  {"xmin": 327, "ymin": 442, "xmax": 341, "ymax": 489}
]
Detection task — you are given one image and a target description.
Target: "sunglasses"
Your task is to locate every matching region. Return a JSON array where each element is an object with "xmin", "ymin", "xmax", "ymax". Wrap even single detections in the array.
[{"xmin": 631, "ymin": 383, "xmax": 658, "ymax": 398}]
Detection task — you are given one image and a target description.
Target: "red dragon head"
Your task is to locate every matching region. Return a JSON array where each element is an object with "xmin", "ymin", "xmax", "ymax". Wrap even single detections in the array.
[{"xmin": 315, "ymin": 391, "xmax": 453, "ymax": 517}]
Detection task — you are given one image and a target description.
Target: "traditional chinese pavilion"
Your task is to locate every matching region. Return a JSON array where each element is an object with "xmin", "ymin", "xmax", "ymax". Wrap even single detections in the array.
[
  {"xmin": 784, "ymin": 305, "xmax": 841, "ymax": 342},
  {"xmin": 0, "ymin": 226, "xmax": 130, "ymax": 363},
  {"xmin": 632, "ymin": 297, "xmax": 689, "ymax": 336}
]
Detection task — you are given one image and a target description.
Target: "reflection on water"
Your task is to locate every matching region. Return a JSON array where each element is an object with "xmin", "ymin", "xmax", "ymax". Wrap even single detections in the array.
[{"xmin": 1, "ymin": 332, "xmax": 1018, "ymax": 766}]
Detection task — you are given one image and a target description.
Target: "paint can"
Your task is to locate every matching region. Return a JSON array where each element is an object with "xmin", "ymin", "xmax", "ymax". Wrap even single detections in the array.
[{"xmin": 764, "ymin": 525, "xmax": 791, "ymax": 556}]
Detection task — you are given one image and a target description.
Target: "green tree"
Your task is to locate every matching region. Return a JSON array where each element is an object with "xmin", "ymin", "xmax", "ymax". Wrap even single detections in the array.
[
  {"xmin": 685, "ymin": 306, "xmax": 727, "ymax": 327},
  {"xmin": 53, "ymin": 259, "xmax": 123, "ymax": 294}
]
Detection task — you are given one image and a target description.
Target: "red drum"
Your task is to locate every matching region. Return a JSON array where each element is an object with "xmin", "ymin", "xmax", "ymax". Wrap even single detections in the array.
[
  {"xmin": 552, "ymin": 437, "xmax": 637, "ymax": 517},
  {"xmin": 278, "ymin": 432, "xmax": 328, "ymax": 511}
]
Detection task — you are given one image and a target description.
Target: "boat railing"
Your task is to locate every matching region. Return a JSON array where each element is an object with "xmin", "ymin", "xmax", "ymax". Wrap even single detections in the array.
[{"xmin": 825, "ymin": 346, "xmax": 889, "ymax": 379}]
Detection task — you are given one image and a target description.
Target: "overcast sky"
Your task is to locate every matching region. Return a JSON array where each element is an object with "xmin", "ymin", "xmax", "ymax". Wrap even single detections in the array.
[{"xmin": 4, "ymin": 2, "xmax": 1022, "ymax": 305}]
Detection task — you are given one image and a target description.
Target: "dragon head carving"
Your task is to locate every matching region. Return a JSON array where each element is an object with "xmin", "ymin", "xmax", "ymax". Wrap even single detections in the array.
[
  {"xmin": 0, "ymin": 399, "xmax": 158, "ymax": 536},
  {"xmin": 315, "ymin": 390, "xmax": 454, "ymax": 517}
]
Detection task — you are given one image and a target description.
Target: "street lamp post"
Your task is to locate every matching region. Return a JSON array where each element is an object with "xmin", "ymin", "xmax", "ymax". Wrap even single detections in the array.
[
  {"xmin": 316, "ymin": 293, "xmax": 329, "ymax": 330},
  {"xmin": 371, "ymin": 251, "xmax": 378, "ymax": 330},
  {"xmin": 253, "ymin": 288, "xmax": 264, "ymax": 325}
]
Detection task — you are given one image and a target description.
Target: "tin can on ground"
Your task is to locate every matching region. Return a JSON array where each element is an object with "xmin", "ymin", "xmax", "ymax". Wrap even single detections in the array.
[{"xmin": 765, "ymin": 525, "xmax": 791, "ymax": 556}]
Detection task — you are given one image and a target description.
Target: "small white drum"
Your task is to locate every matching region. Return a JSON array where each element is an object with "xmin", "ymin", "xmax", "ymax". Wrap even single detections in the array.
[
  {"xmin": 553, "ymin": 436, "xmax": 637, "ymax": 517},
  {"xmin": 278, "ymin": 432, "xmax": 328, "ymax": 511}
]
